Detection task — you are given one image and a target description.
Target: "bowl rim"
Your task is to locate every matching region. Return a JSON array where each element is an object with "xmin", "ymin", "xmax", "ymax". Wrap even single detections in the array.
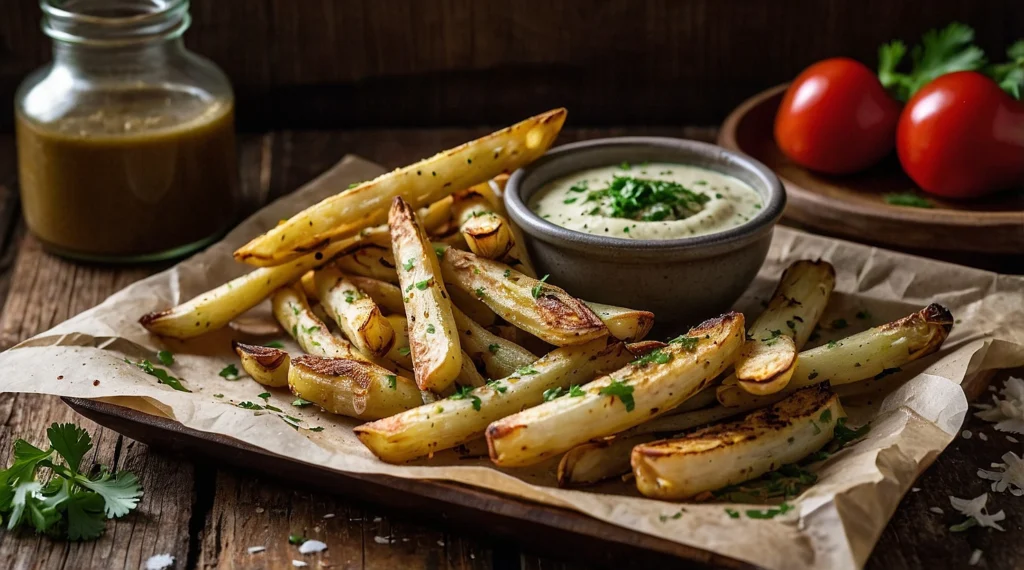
[{"xmin": 504, "ymin": 136, "xmax": 786, "ymax": 254}]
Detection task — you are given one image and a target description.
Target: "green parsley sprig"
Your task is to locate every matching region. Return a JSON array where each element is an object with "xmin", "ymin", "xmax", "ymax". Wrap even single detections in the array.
[{"xmin": 0, "ymin": 423, "xmax": 143, "ymax": 540}]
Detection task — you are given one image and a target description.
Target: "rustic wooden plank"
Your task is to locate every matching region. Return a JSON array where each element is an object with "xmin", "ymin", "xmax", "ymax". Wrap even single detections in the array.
[
  {"xmin": 0, "ymin": 134, "xmax": 267, "ymax": 570},
  {"xmin": 3, "ymin": 0, "xmax": 1021, "ymax": 129}
]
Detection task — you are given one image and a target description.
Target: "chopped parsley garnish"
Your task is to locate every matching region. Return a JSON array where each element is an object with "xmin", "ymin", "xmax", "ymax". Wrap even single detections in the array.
[
  {"xmin": 292, "ymin": 398, "xmax": 313, "ymax": 407},
  {"xmin": 563, "ymin": 197, "xmax": 578, "ymax": 205},
  {"xmin": 568, "ymin": 385, "xmax": 586, "ymax": 397},
  {"xmin": 415, "ymin": 280, "xmax": 430, "ymax": 291},
  {"xmin": 156, "ymin": 350, "xmax": 174, "ymax": 366},
  {"xmin": 403, "ymin": 258, "xmax": 416, "ymax": 271},
  {"xmin": 385, "ymin": 375, "xmax": 397, "ymax": 390},
  {"xmin": 586, "ymin": 175, "xmax": 709, "ymax": 221},
  {"xmin": 264, "ymin": 341, "xmax": 285, "ymax": 348},
  {"xmin": 515, "ymin": 366, "xmax": 539, "ymax": 376},
  {"xmin": 819, "ymin": 409, "xmax": 832, "ymax": 423},
  {"xmin": 725, "ymin": 508, "xmax": 740, "ymax": 519},
  {"xmin": 218, "ymin": 364, "xmax": 240, "ymax": 380},
  {"xmin": 433, "ymin": 245, "xmax": 446, "ymax": 259},
  {"xmin": 344, "ymin": 290, "xmax": 357, "ymax": 304},
  {"xmin": 531, "ymin": 274, "xmax": 550, "ymax": 299},
  {"xmin": 125, "ymin": 358, "xmax": 190, "ymax": 392},
  {"xmin": 762, "ymin": 329, "xmax": 784, "ymax": 345},
  {"xmin": 0, "ymin": 423, "xmax": 143, "ymax": 540},
  {"xmin": 714, "ymin": 464, "xmax": 817, "ymax": 502},
  {"xmin": 826, "ymin": 340, "xmax": 838, "ymax": 349},
  {"xmin": 883, "ymin": 192, "xmax": 933, "ymax": 208},
  {"xmin": 308, "ymin": 426, "xmax": 324, "ymax": 432},
  {"xmin": 633, "ymin": 349, "xmax": 672, "ymax": 367},
  {"xmin": 669, "ymin": 335, "xmax": 699, "ymax": 350},
  {"xmin": 257, "ymin": 392, "xmax": 271, "ymax": 402},
  {"xmin": 288, "ymin": 534, "xmax": 307, "ymax": 545},
  {"xmin": 619, "ymin": 161, "xmax": 631, "ymax": 170},
  {"xmin": 568, "ymin": 180, "xmax": 589, "ymax": 193},
  {"xmin": 745, "ymin": 503, "xmax": 794, "ymax": 519},
  {"xmin": 449, "ymin": 386, "xmax": 482, "ymax": 411},
  {"xmin": 487, "ymin": 343, "xmax": 500, "ymax": 354},
  {"xmin": 237, "ymin": 401, "xmax": 262, "ymax": 410},
  {"xmin": 426, "ymin": 324, "xmax": 435, "ymax": 334},
  {"xmin": 599, "ymin": 378, "xmax": 635, "ymax": 412},
  {"xmin": 475, "ymin": 287, "xmax": 486, "ymax": 298},
  {"xmin": 301, "ymin": 325, "xmax": 320, "ymax": 335},
  {"xmin": 542, "ymin": 387, "xmax": 565, "ymax": 401},
  {"xmin": 503, "ymin": 269, "xmax": 511, "ymax": 278},
  {"xmin": 398, "ymin": 346, "xmax": 411, "ymax": 356}
]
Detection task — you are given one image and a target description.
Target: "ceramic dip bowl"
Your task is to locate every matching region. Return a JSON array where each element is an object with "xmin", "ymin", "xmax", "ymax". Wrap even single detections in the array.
[{"xmin": 504, "ymin": 137, "xmax": 785, "ymax": 326}]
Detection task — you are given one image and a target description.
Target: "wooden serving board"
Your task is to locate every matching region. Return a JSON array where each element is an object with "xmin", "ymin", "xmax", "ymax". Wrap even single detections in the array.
[
  {"xmin": 718, "ymin": 84, "xmax": 1024, "ymax": 254},
  {"xmin": 64, "ymin": 398, "xmax": 755, "ymax": 570}
]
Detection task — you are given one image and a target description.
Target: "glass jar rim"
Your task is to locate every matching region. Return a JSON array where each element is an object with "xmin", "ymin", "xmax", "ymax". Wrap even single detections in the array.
[{"xmin": 41, "ymin": 0, "xmax": 191, "ymax": 46}]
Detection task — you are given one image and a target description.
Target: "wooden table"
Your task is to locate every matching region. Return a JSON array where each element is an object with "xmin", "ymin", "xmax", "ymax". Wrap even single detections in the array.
[{"xmin": 0, "ymin": 128, "xmax": 1020, "ymax": 570}]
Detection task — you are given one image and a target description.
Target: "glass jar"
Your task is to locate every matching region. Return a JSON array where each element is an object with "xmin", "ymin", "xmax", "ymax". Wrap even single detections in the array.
[{"xmin": 15, "ymin": 0, "xmax": 239, "ymax": 262}]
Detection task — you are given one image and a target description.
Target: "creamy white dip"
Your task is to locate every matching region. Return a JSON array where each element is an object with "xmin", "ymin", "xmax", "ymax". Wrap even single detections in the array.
[{"xmin": 528, "ymin": 162, "xmax": 762, "ymax": 240}]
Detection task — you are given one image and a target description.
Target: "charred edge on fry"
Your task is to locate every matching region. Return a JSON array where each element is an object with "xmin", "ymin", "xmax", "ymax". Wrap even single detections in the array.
[
  {"xmin": 233, "ymin": 342, "xmax": 289, "ymax": 370},
  {"xmin": 291, "ymin": 354, "xmax": 378, "ymax": 390}
]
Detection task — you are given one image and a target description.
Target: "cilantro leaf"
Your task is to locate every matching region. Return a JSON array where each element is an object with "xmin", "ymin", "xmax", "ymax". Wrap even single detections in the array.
[
  {"xmin": 125, "ymin": 359, "xmax": 191, "ymax": 392},
  {"xmin": 156, "ymin": 350, "xmax": 174, "ymax": 366},
  {"xmin": 78, "ymin": 471, "xmax": 143, "ymax": 519},
  {"xmin": 878, "ymin": 22, "xmax": 987, "ymax": 101},
  {"xmin": 986, "ymin": 40, "xmax": 1024, "ymax": 99},
  {"xmin": 65, "ymin": 491, "xmax": 107, "ymax": 540},
  {"xmin": 599, "ymin": 378, "xmax": 635, "ymax": 412},
  {"xmin": 47, "ymin": 423, "xmax": 92, "ymax": 474},
  {"xmin": 2, "ymin": 441, "xmax": 53, "ymax": 487}
]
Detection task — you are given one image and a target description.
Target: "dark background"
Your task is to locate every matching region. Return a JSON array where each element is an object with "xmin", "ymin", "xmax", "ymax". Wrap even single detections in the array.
[{"xmin": 1, "ymin": 0, "xmax": 1022, "ymax": 131}]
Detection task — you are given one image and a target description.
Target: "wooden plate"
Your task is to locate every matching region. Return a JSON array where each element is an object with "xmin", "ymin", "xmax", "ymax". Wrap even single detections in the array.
[
  {"xmin": 718, "ymin": 84, "xmax": 1024, "ymax": 254},
  {"xmin": 64, "ymin": 397, "xmax": 754, "ymax": 570}
]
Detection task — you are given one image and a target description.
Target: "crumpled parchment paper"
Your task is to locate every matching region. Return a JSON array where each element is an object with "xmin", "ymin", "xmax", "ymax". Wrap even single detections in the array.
[{"xmin": 1, "ymin": 155, "xmax": 1022, "ymax": 570}]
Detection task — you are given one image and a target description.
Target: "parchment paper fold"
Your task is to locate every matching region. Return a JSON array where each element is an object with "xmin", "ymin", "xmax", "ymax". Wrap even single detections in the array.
[{"xmin": 1, "ymin": 156, "xmax": 1022, "ymax": 570}]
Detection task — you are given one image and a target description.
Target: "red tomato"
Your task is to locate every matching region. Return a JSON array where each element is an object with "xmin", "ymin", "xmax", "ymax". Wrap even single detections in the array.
[
  {"xmin": 897, "ymin": 71, "xmax": 1024, "ymax": 199},
  {"xmin": 775, "ymin": 58, "xmax": 902, "ymax": 175}
]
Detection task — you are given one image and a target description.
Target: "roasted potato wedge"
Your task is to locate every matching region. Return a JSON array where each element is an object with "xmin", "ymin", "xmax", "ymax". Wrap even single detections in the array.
[
  {"xmin": 139, "ymin": 239, "xmax": 352, "ymax": 340},
  {"xmin": 717, "ymin": 303, "xmax": 953, "ymax": 408},
  {"xmin": 451, "ymin": 183, "xmax": 516, "ymax": 259},
  {"xmin": 271, "ymin": 285, "xmax": 368, "ymax": 361},
  {"xmin": 585, "ymin": 302, "xmax": 655, "ymax": 343},
  {"xmin": 348, "ymin": 276, "xmax": 404, "ymax": 314},
  {"xmin": 487, "ymin": 176, "xmax": 536, "ymax": 277},
  {"xmin": 557, "ymin": 433, "xmax": 653, "ymax": 487},
  {"xmin": 384, "ymin": 314, "xmax": 415, "ymax": 370},
  {"xmin": 233, "ymin": 342, "xmax": 290, "ymax": 388},
  {"xmin": 334, "ymin": 245, "xmax": 399, "ymax": 283},
  {"xmin": 457, "ymin": 350, "xmax": 487, "ymax": 388},
  {"xmin": 486, "ymin": 312, "xmax": 746, "ymax": 467},
  {"xmin": 736, "ymin": 260, "xmax": 835, "ymax": 396},
  {"xmin": 299, "ymin": 270, "xmax": 318, "ymax": 300},
  {"xmin": 235, "ymin": 109, "xmax": 567, "ymax": 266},
  {"xmin": 355, "ymin": 339, "xmax": 632, "ymax": 463},
  {"xmin": 315, "ymin": 265, "xmax": 396, "ymax": 358},
  {"xmin": 451, "ymin": 307, "xmax": 538, "ymax": 379},
  {"xmin": 632, "ymin": 384, "xmax": 843, "ymax": 499},
  {"xmin": 439, "ymin": 247, "xmax": 608, "ymax": 346},
  {"xmin": 288, "ymin": 355, "xmax": 422, "ymax": 420},
  {"xmin": 448, "ymin": 286, "xmax": 499, "ymax": 327},
  {"xmin": 390, "ymin": 197, "xmax": 462, "ymax": 392},
  {"xmin": 557, "ymin": 398, "xmax": 769, "ymax": 487}
]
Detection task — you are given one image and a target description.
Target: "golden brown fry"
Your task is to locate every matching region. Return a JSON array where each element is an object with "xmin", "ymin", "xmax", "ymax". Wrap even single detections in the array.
[
  {"xmin": 235, "ymin": 109, "xmax": 567, "ymax": 266},
  {"xmin": 632, "ymin": 384, "xmax": 843, "ymax": 499},
  {"xmin": 334, "ymin": 245, "xmax": 399, "ymax": 283},
  {"xmin": 736, "ymin": 260, "xmax": 835, "ymax": 395},
  {"xmin": 288, "ymin": 354, "xmax": 422, "ymax": 420},
  {"xmin": 233, "ymin": 342, "xmax": 290, "ymax": 388},
  {"xmin": 390, "ymin": 198, "xmax": 462, "ymax": 392},
  {"xmin": 271, "ymin": 285, "xmax": 368, "ymax": 361},
  {"xmin": 384, "ymin": 314, "xmax": 415, "ymax": 370},
  {"xmin": 717, "ymin": 303, "xmax": 953, "ymax": 408},
  {"xmin": 447, "ymin": 287, "xmax": 499, "ymax": 327},
  {"xmin": 347, "ymin": 276, "xmax": 404, "ymax": 314},
  {"xmin": 486, "ymin": 312, "xmax": 746, "ymax": 467},
  {"xmin": 355, "ymin": 339, "xmax": 631, "ymax": 463},
  {"xmin": 451, "ymin": 306, "xmax": 537, "ymax": 379},
  {"xmin": 139, "ymin": 240, "xmax": 350, "ymax": 339},
  {"xmin": 315, "ymin": 266, "xmax": 395, "ymax": 358},
  {"xmin": 439, "ymin": 248, "xmax": 608, "ymax": 346},
  {"xmin": 457, "ymin": 351, "xmax": 487, "ymax": 388},
  {"xmin": 585, "ymin": 302, "xmax": 655, "ymax": 343}
]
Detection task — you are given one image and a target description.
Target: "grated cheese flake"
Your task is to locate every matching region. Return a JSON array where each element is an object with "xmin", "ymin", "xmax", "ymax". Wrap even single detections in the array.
[
  {"xmin": 247, "ymin": 546, "xmax": 266, "ymax": 554},
  {"xmin": 299, "ymin": 540, "xmax": 328, "ymax": 554},
  {"xmin": 969, "ymin": 549, "xmax": 983, "ymax": 566},
  {"xmin": 145, "ymin": 554, "xmax": 175, "ymax": 570}
]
